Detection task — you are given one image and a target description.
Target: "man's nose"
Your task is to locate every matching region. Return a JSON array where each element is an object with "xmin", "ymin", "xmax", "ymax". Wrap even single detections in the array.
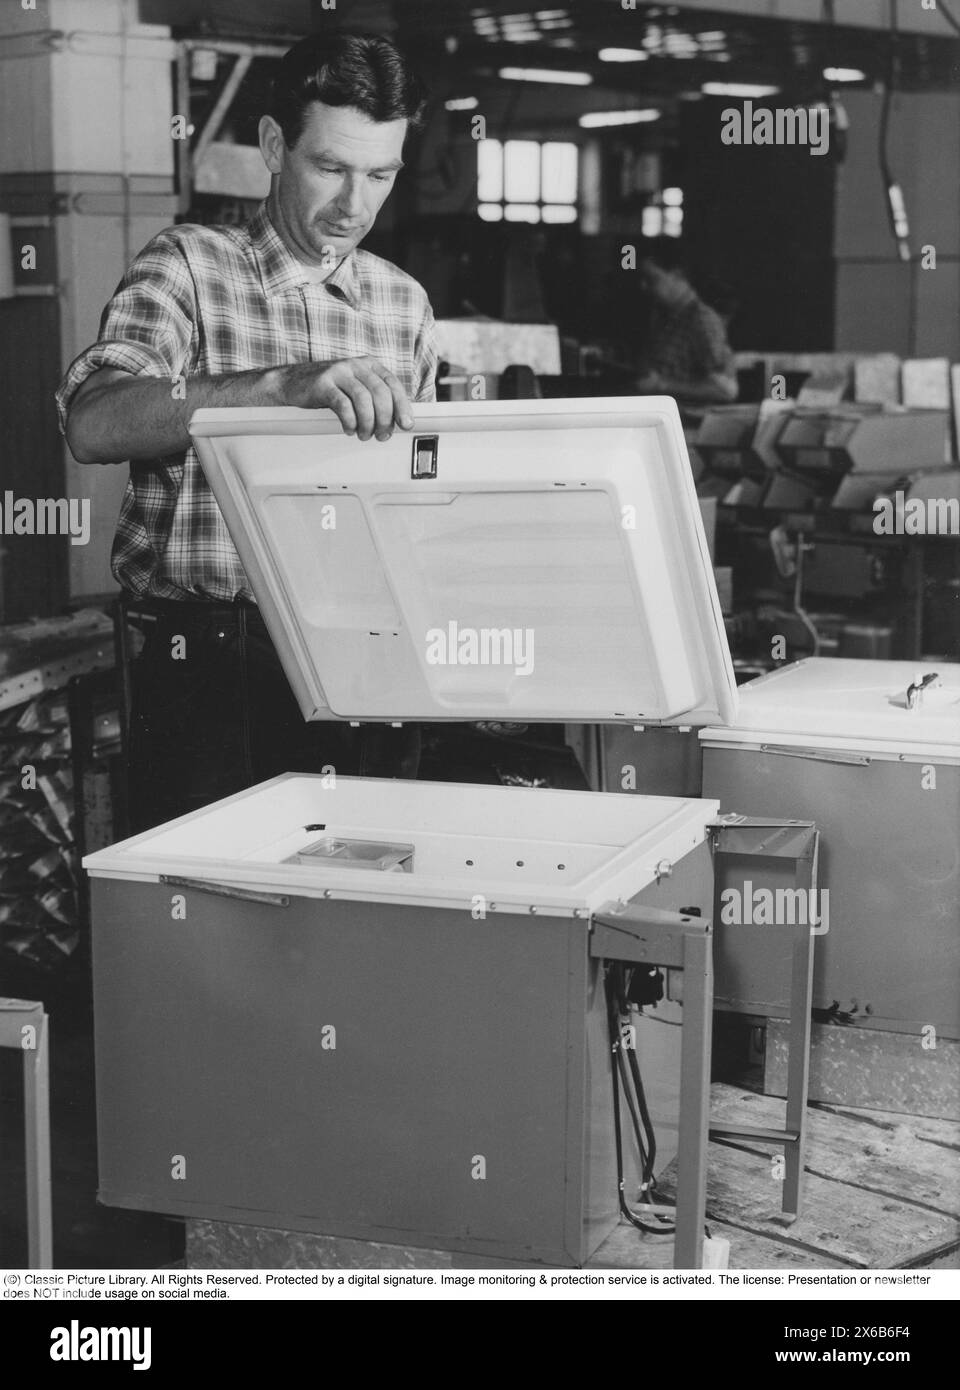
[{"xmin": 335, "ymin": 176, "xmax": 365, "ymax": 220}]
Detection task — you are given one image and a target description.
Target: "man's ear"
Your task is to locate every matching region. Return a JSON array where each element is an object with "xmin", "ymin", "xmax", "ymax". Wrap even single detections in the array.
[{"xmin": 259, "ymin": 115, "xmax": 286, "ymax": 176}]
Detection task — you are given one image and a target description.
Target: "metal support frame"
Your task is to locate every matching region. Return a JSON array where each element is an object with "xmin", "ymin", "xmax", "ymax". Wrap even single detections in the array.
[
  {"xmin": 591, "ymin": 905, "xmax": 713, "ymax": 1270},
  {"xmin": 192, "ymin": 53, "xmax": 253, "ymax": 171},
  {"xmin": 708, "ymin": 817, "xmax": 819, "ymax": 1220},
  {"xmin": 174, "ymin": 44, "xmax": 192, "ymax": 216},
  {"xmin": 175, "ymin": 38, "xmax": 289, "ymax": 213},
  {"xmin": 0, "ymin": 999, "xmax": 52, "ymax": 1267}
]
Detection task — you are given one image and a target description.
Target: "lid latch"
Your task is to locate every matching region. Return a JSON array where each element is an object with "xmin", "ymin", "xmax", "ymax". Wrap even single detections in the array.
[
  {"xmin": 906, "ymin": 671, "xmax": 940, "ymax": 710},
  {"xmin": 412, "ymin": 435, "xmax": 438, "ymax": 479}
]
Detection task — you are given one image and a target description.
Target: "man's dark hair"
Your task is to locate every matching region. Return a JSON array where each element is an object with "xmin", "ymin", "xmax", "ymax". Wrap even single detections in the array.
[{"xmin": 269, "ymin": 32, "xmax": 428, "ymax": 147}]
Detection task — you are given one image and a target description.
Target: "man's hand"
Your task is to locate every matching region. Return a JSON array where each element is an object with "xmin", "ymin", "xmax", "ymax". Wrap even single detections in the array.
[
  {"xmin": 634, "ymin": 369, "xmax": 738, "ymax": 404},
  {"xmin": 284, "ymin": 357, "xmax": 414, "ymax": 441},
  {"xmin": 65, "ymin": 356, "xmax": 419, "ymax": 465},
  {"xmin": 634, "ymin": 370, "xmax": 666, "ymax": 393}
]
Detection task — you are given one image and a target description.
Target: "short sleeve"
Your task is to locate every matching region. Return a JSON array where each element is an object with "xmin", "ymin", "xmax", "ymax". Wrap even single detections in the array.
[
  {"xmin": 412, "ymin": 298, "xmax": 439, "ymax": 404},
  {"xmin": 55, "ymin": 230, "xmax": 198, "ymax": 433}
]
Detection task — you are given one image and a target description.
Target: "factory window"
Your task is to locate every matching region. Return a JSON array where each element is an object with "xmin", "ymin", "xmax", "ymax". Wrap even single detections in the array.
[
  {"xmin": 641, "ymin": 187, "xmax": 684, "ymax": 238},
  {"xmin": 478, "ymin": 139, "xmax": 578, "ymax": 223}
]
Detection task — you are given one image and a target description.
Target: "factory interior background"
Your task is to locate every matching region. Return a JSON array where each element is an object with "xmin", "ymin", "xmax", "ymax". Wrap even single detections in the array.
[{"xmin": 1, "ymin": 0, "xmax": 959, "ymax": 1284}]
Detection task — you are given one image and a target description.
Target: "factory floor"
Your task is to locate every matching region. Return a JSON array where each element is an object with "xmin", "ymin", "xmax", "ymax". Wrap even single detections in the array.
[{"xmin": 2, "ymin": 949, "xmax": 957, "ymax": 1271}]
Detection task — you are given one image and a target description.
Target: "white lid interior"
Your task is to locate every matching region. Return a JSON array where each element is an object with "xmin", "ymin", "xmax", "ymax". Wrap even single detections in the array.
[{"xmin": 190, "ymin": 398, "xmax": 737, "ymax": 725}]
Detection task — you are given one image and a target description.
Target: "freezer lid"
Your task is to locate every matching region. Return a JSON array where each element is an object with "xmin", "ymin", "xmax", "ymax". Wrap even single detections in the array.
[
  {"xmin": 83, "ymin": 773, "xmax": 720, "ymax": 916},
  {"xmin": 699, "ymin": 657, "xmax": 960, "ymax": 754},
  {"xmin": 190, "ymin": 398, "xmax": 737, "ymax": 726}
]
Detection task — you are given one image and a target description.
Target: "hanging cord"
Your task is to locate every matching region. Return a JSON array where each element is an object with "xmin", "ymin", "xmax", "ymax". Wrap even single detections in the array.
[
  {"xmin": 879, "ymin": 0, "xmax": 912, "ymax": 262},
  {"xmin": 791, "ymin": 531, "xmax": 822, "ymax": 657},
  {"xmin": 613, "ymin": 968, "xmax": 658, "ymax": 1186},
  {"xmin": 603, "ymin": 963, "xmax": 676, "ymax": 1235}
]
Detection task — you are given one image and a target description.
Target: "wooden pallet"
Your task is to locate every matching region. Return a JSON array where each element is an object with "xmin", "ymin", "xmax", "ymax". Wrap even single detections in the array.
[{"xmin": 589, "ymin": 1084, "xmax": 960, "ymax": 1270}]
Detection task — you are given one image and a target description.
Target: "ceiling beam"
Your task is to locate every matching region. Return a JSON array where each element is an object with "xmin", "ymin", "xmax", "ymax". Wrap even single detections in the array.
[{"xmin": 645, "ymin": 0, "xmax": 958, "ymax": 39}]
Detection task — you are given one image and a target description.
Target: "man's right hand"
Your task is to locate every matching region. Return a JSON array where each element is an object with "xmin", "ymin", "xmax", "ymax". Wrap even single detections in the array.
[
  {"xmin": 65, "ymin": 356, "xmax": 418, "ymax": 466},
  {"xmin": 284, "ymin": 357, "xmax": 415, "ymax": 442}
]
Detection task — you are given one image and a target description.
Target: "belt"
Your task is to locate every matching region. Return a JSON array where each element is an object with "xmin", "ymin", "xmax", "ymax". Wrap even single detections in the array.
[
  {"xmin": 122, "ymin": 595, "xmax": 265, "ymax": 641},
  {"xmin": 123, "ymin": 594, "xmax": 258, "ymax": 620}
]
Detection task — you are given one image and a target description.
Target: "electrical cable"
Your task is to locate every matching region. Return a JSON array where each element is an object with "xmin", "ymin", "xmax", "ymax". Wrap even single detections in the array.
[
  {"xmin": 606, "ymin": 963, "xmax": 717, "ymax": 1242},
  {"xmin": 792, "ymin": 534, "xmax": 822, "ymax": 658},
  {"xmin": 613, "ymin": 969, "xmax": 657, "ymax": 1184},
  {"xmin": 604, "ymin": 964, "xmax": 675, "ymax": 1235},
  {"xmin": 627, "ymin": 1048, "xmax": 657, "ymax": 1184},
  {"xmin": 619, "ymin": 975, "xmax": 659, "ymax": 1183},
  {"xmin": 879, "ymin": 0, "xmax": 912, "ymax": 262},
  {"xmin": 605, "ymin": 966, "xmax": 667, "ymax": 1233},
  {"xmin": 616, "ymin": 1048, "xmax": 649, "ymax": 1175}
]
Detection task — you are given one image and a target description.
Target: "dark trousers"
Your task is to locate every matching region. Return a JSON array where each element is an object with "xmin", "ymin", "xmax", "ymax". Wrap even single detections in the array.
[{"xmin": 125, "ymin": 598, "xmax": 420, "ymax": 834}]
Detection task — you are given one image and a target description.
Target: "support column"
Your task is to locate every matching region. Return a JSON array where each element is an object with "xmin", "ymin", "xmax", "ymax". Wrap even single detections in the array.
[{"xmin": 0, "ymin": 0, "xmax": 178, "ymax": 609}]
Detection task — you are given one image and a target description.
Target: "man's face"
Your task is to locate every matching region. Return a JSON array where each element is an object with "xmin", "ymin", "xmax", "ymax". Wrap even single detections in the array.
[
  {"xmin": 639, "ymin": 261, "xmax": 688, "ymax": 306},
  {"xmin": 260, "ymin": 102, "xmax": 407, "ymax": 264}
]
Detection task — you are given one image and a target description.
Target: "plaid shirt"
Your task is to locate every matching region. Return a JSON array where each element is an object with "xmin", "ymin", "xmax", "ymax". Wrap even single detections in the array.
[
  {"xmin": 56, "ymin": 203, "xmax": 438, "ymax": 601},
  {"xmin": 645, "ymin": 293, "xmax": 734, "ymax": 386}
]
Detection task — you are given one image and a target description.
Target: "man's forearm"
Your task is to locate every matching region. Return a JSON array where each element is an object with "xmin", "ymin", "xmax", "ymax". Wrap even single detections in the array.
[
  {"xmin": 66, "ymin": 356, "xmax": 416, "ymax": 463},
  {"xmin": 659, "ymin": 374, "xmax": 738, "ymax": 405},
  {"xmin": 65, "ymin": 367, "xmax": 292, "ymax": 465}
]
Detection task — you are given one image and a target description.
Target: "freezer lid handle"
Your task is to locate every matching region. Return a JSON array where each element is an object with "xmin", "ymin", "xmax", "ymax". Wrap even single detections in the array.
[
  {"xmin": 758, "ymin": 744, "xmax": 871, "ymax": 766},
  {"xmin": 160, "ymin": 875, "xmax": 290, "ymax": 908},
  {"xmin": 906, "ymin": 671, "xmax": 941, "ymax": 710}
]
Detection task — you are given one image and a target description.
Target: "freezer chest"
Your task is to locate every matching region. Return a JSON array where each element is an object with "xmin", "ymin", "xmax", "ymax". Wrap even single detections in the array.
[
  {"xmin": 701, "ymin": 657, "xmax": 960, "ymax": 1033},
  {"xmin": 85, "ymin": 398, "xmax": 730, "ymax": 1264}
]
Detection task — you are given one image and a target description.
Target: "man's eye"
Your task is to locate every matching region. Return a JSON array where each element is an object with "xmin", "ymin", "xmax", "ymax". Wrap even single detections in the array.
[
  {"xmin": 317, "ymin": 166, "xmax": 342, "ymax": 175},
  {"xmin": 370, "ymin": 173, "xmax": 392, "ymax": 183}
]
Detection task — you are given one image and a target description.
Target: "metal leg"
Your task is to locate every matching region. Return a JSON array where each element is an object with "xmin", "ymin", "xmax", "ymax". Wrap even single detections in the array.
[
  {"xmin": 783, "ymin": 837, "xmax": 818, "ymax": 1220},
  {"xmin": 21, "ymin": 1007, "xmax": 53, "ymax": 1267},
  {"xmin": 675, "ymin": 927, "xmax": 713, "ymax": 1269},
  {"xmin": 709, "ymin": 820, "xmax": 820, "ymax": 1222},
  {"xmin": 591, "ymin": 909, "xmax": 715, "ymax": 1270}
]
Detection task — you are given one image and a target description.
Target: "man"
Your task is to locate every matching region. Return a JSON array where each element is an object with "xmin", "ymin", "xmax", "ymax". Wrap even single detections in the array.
[
  {"xmin": 56, "ymin": 32, "xmax": 436, "ymax": 832},
  {"xmin": 634, "ymin": 242, "xmax": 738, "ymax": 405}
]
